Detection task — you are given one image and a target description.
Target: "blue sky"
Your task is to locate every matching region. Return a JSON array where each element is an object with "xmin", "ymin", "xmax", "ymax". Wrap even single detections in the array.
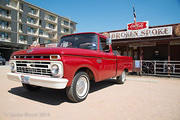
[{"xmin": 26, "ymin": 0, "xmax": 180, "ymax": 33}]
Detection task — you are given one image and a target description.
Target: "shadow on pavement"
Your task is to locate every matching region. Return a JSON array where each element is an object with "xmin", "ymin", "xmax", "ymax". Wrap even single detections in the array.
[
  {"xmin": 89, "ymin": 79, "xmax": 116, "ymax": 93},
  {"xmin": 8, "ymin": 87, "xmax": 68, "ymax": 105},
  {"xmin": 8, "ymin": 79, "xmax": 117, "ymax": 105}
]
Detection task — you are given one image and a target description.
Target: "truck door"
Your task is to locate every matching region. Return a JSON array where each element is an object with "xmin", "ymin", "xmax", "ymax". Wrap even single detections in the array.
[{"xmin": 97, "ymin": 36, "xmax": 116, "ymax": 81}]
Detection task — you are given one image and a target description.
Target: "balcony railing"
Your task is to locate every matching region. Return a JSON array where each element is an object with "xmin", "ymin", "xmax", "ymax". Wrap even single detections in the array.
[
  {"xmin": 27, "ymin": 31, "xmax": 38, "ymax": 36},
  {"xmin": 28, "ymin": 12, "xmax": 39, "ymax": 17},
  {"xmin": 0, "ymin": 14, "xmax": 11, "ymax": 19},
  {"xmin": 61, "ymin": 23, "xmax": 70, "ymax": 28},
  {"xmin": 19, "ymin": 40, "xmax": 27, "ymax": 44},
  {"xmin": 45, "ymin": 26, "xmax": 57, "ymax": 32},
  {"xmin": 0, "ymin": 37, "xmax": 11, "ymax": 42},
  {"xmin": 48, "ymin": 36, "xmax": 56, "ymax": 40},
  {"xmin": 39, "ymin": 34, "xmax": 48, "ymax": 38},
  {"xmin": 27, "ymin": 21, "xmax": 39, "ymax": 26},
  {"xmin": 0, "ymin": 26, "xmax": 11, "ymax": 31},
  {"xmin": 19, "ymin": 19, "xmax": 22, "ymax": 22},
  {"xmin": 19, "ymin": 29, "xmax": 22, "ymax": 33},
  {"xmin": 6, "ymin": 4, "xmax": 18, "ymax": 10},
  {"xmin": 44, "ymin": 17, "xmax": 57, "ymax": 23},
  {"xmin": 19, "ymin": 9, "xmax": 23, "ymax": 12}
]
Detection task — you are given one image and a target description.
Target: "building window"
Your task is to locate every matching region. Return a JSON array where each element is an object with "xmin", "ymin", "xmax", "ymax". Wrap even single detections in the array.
[
  {"xmin": 27, "ymin": 26, "xmax": 36, "ymax": 34},
  {"xmin": 39, "ymin": 20, "xmax": 42, "ymax": 26},
  {"xmin": 39, "ymin": 29, "xmax": 44, "ymax": 35},
  {"xmin": 45, "ymin": 14, "xmax": 56, "ymax": 21},
  {"xmin": 48, "ymin": 23, "xmax": 55, "ymax": 29},
  {"xmin": 0, "ymin": 8, "xmax": 10, "ymax": 17},
  {"xmin": 64, "ymin": 21, "xmax": 69, "ymax": 26},
  {"xmin": 0, "ymin": 20, "xmax": 9, "ymax": 28},
  {"xmin": 32, "ymin": 37, "xmax": 37, "ymax": 41},
  {"xmin": 29, "ymin": 7, "xmax": 37, "ymax": 15},
  {"xmin": 19, "ymin": 13, "xmax": 22, "ymax": 21},
  {"xmin": 48, "ymin": 33, "xmax": 55, "ymax": 39},
  {"xmin": 39, "ymin": 29, "xmax": 48, "ymax": 36},
  {"xmin": 8, "ymin": 0, "xmax": 17, "ymax": 8},
  {"xmin": 27, "ymin": 17, "xmax": 36, "ymax": 24},
  {"xmin": 70, "ymin": 28, "xmax": 73, "ymax": 34},
  {"xmin": 49, "ymin": 15, "xmax": 55, "ymax": 21},
  {"xmin": 27, "ymin": 27, "xmax": 31, "ymax": 32},
  {"xmin": 19, "ymin": 24, "xmax": 22, "ymax": 31},
  {"xmin": 20, "ymin": 3, "xmax": 23, "ymax": 10},
  {"xmin": 64, "ymin": 28, "xmax": 69, "ymax": 33},
  {"xmin": 6, "ymin": 0, "xmax": 10, "ymax": 5},
  {"xmin": 70, "ymin": 23, "xmax": 74, "ymax": 27},
  {"xmin": 19, "ymin": 35, "xmax": 26, "ymax": 41},
  {"xmin": 39, "ymin": 29, "xmax": 43, "ymax": 35},
  {"xmin": 44, "ymin": 40, "xmax": 51, "ymax": 44},
  {"xmin": 0, "ymin": 32, "xmax": 9, "ymax": 39}
]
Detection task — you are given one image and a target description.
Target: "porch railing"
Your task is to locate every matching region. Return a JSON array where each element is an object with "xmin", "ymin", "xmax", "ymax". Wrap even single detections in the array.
[{"xmin": 141, "ymin": 60, "xmax": 180, "ymax": 77}]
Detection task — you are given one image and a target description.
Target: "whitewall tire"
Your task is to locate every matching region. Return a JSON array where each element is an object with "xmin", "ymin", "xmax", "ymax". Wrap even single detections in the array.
[
  {"xmin": 116, "ymin": 71, "xmax": 126, "ymax": 84},
  {"xmin": 66, "ymin": 71, "xmax": 90, "ymax": 102}
]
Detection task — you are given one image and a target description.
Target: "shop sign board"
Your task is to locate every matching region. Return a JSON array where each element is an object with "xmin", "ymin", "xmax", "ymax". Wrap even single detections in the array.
[
  {"xmin": 127, "ymin": 21, "xmax": 149, "ymax": 30},
  {"xmin": 109, "ymin": 26, "xmax": 172, "ymax": 40}
]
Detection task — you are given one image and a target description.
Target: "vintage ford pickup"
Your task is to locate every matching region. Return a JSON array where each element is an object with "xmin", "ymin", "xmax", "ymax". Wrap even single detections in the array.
[{"xmin": 7, "ymin": 32, "xmax": 133, "ymax": 102}]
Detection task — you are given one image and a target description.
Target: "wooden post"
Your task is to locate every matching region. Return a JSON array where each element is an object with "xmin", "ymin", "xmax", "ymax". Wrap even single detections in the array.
[
  {"xmin": 168, "ymin": 42, "xmax": 170, "ymax": 62},
  {"xmin": 140, "ymin": 47, "xmax": 143, "ymax": 60},
  {"xmin": 140, "ymin": 47, "xmax": 143, "ymax": 76},
  {"xmin": 168, "ymin": 42, "xmax": 171, "ymax": 77},
  {"xmin": 126, "ymin": 45, "xmax": 129, "ymax": 56}
]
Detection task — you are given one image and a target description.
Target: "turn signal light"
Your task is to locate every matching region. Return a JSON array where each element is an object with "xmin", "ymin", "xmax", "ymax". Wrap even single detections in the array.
[
  {"xmin": 50, "ymin": 55, "xmax": 61, "ymax": 60},
  {"xmin": 11, "ymin": 55, "xmax": 16, "ymax": 59}
]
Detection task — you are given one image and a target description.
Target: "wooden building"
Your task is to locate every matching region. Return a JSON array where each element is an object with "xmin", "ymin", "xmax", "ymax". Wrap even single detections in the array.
[{"xmin": 103, "ymin": 23, "xmax": 180, "ymax": 76}]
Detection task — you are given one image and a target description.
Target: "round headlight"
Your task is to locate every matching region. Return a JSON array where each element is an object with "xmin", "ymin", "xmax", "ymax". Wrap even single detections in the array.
[
  {"xmin": 51, "ymin": 64, "xmax": 59, "ymax": 76},
  {"xmin": 11, "ymin": 63, "xmax": 15, "ymax": 72}
]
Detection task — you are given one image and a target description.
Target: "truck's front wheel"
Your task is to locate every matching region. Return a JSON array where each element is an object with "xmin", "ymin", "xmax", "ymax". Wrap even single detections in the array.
[
  {"xmin": 115, "ymin": 71, "xmax": 126, "ymax": 84},
  {"xmin": 66, "ymin": 71, "xmax": 90, "ymax": 102}
]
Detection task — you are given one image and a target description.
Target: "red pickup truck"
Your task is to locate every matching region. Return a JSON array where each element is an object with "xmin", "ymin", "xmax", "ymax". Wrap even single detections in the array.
[{"xmin": 7, "ymin": 32, "xmax": 133, "ymax": 102}]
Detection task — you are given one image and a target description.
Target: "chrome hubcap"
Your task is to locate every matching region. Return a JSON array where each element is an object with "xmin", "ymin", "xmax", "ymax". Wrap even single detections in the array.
[
  {"xmin": 76, "ymin": 75, "xmax": 88, "ymax": 98},
  {"xmin": 122, "ymin": 71, "xmax": 126, "ymax": 82}
]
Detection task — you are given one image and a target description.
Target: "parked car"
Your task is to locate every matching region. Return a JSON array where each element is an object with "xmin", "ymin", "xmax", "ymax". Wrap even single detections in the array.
[
  {"xmin": 0, "ymin": 56, "xmax": 6, "ymax": 65},
  {"xmin": 7, "ymin": 32, "xmax": 133, "ymax": 102}
]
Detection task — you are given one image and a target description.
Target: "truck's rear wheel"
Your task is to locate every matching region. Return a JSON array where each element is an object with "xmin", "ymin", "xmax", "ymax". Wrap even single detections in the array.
[
  {"xmin": 116, "ymin": 71, "xmax": 126, "ymax": 84},
  {"xmin": 66, "ymin": 71, "xmax": 90, "ymax": 102},
  {"xmin": 22, "ymin": 83, "xmax": 41, "ymax": 91}
]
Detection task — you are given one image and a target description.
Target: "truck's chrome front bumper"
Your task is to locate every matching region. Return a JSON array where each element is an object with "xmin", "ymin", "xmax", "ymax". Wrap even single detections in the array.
[{"xmin": 7, "ymin": 73, "xmax": 68, "ymax": 89}]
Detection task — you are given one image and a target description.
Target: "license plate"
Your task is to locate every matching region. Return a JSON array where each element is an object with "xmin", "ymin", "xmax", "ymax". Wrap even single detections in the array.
[{"xmin": 21, "ymin": 75, "xmax": 30, "ymax": 84}]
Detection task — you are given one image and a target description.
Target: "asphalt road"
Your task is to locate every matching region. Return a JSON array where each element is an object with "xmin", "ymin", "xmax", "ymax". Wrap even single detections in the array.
[{"xmin": 0, "ymin": 65, "xmax": 180, "ymax": 120}]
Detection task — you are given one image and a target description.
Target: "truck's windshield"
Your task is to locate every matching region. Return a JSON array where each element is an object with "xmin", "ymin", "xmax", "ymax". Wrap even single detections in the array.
[{"xmin": 58, "ymin": 33, "xmax": 98, "ymax": 50}]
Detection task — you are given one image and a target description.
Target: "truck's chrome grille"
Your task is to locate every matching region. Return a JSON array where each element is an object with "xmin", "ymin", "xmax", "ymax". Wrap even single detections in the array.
[
  {"xmin": 15, "ymin": 61, "xmax": 52, "ymax": 76},
  {"xmin": 15, "ymin": 55, "xmax": 50, "ymax": 59}
]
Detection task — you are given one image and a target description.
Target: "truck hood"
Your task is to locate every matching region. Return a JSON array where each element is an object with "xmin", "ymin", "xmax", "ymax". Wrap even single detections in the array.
[{"xmin": 12, "ymin": 47, "xmax": 98, "ymax": 57}]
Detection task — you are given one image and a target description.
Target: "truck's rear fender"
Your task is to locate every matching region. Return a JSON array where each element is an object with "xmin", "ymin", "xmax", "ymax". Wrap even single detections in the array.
[
  {"xmin": 116, "ymin": 56, "xmax": 133, "ymax": 76},
  {"xmin": 122, "ymin": 61, "xmax": 133, "ymax": 73}
]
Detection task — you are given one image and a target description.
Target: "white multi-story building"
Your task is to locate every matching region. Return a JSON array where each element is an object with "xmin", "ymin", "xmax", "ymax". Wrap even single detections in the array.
[{"xmin": 0, "ymin": 0, "xmax": 77, "ymax": 60}]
